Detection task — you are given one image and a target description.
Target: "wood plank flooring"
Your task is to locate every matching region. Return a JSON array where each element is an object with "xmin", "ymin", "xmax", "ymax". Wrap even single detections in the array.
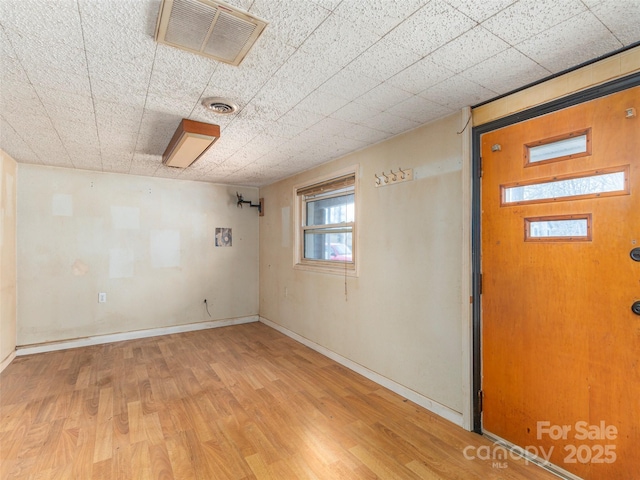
[{"xmin": 1, "ymin": 322, "xmax": 558, "ymax": 479}]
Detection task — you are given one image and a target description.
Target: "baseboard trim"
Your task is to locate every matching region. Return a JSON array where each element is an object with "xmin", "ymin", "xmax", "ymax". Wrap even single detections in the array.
[
  {"xmin": 483, "ymin": 431, "xmax": 578, "ymax": 480},
  {"xmin": 0, "ymin": 350, "xmax": 17, "ymax": 373},
  {"xmin": 16, "ymin": 316, "xmax": 259, "ymax": 356},
  {"xmin": 259, "ymin": 316, "xmax": 464, "ymax": 427}
]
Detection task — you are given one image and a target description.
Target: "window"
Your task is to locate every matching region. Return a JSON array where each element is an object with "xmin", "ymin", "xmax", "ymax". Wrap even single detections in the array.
[
  {"xmin": 502, "ymin": 166, "xmax": 629, "ymax": 206},
  {"xmin": 525, "ymin": 214, "xmax": 592, "ymax": 242},
  {"xmin": 524, "ymin": 129, "xmax": 591, "ymax": 166},
  {"xmin": 294, "ymin": 169, "xmax": 357, "ymax": 275}
]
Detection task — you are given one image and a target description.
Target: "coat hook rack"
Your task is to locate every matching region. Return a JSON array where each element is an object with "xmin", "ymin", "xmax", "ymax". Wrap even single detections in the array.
[
  {"xmin": 374, "ymin": 167, "xmax": 413, "ymax": 188},
  {"xmin": 236, "ymin": 192, "xmax": 264, "ymax": 216}
]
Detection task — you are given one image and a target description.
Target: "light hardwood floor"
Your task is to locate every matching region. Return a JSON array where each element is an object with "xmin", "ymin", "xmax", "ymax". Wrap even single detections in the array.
[{"xmin": 0, "ymin": 322, "xmax": 558, "ymax": 479}]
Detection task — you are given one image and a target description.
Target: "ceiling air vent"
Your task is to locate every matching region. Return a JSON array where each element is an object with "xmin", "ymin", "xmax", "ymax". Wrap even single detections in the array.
[{"xmin": 155, "ymin": 0, "xmax": 267, "ymax": 66}]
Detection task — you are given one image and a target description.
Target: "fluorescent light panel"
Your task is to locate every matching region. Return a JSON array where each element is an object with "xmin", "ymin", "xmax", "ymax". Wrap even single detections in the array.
[{"xmin": 162, "ymin": 119, "xmax": 220, "ymax": 168}]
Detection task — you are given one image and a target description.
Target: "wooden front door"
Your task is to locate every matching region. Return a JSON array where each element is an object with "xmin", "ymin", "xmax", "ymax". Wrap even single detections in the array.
[{"xmin": 481, "ymin": 85, "xmax": 639, "ymax": 479}]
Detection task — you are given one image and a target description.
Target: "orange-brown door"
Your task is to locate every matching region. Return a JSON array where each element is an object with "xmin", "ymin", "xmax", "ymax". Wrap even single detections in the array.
[{"xmin": 481, "ymin": 85, "xmax": 639, "ymax": 479}]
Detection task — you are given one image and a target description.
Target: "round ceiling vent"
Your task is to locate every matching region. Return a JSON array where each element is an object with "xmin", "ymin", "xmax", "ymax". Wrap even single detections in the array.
[{"xmin": 202, "ymin": 97, "xmax": 238, "ymax": 115}]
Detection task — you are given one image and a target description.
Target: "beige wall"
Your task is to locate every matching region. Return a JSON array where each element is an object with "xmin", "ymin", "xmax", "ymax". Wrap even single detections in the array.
[
  {"xmin": 17, "ymin": 165, "xmax": 259, "ymax": 346},
  {"xmin": 259, "ymin": 112, "xmax": 467, "ymax": 415},
  {"xmin": 1, "ymin": 151, "xmax": 17, "ymax": 366}
]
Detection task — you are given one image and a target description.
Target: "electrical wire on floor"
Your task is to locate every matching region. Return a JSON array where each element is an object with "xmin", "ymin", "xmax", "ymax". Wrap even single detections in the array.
[{"xmin": 204, "ymin": 299, "xmax": 212, "ymax": 317}]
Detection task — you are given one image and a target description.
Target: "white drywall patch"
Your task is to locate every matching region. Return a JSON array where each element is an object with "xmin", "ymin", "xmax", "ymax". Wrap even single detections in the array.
[
  {"xmin": 150, "ymin": 229, "xmax": 181, "ymax": 268},
  {"xmin": 190, "ymin": 213, "xmax": 207, "ymax": 239},
  {"xmin": 109, "ymin": 248, "xmax": 134, "ymax": 278},
  {"xmin": 111, "ymin": 206, "xmax": 140, "ymax": 229},
  {"xmin": 52, "ymin": 194, "xmax": 73, "ymax": 216},
  {"xmin": 281, "ymin": 206, "xmax": 290, "ymax": 248}
]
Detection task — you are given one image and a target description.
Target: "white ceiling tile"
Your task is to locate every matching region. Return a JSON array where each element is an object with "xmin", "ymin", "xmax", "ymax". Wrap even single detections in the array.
[
  {"xmin": 137, "ymin": 111, "xmax": 184, "ymax": 141},
  {"xmin": 428, "ymin": 26, "xmax": 510, "ymax": 73},
  {"xmin": 1, "ymin": 54, "xmax": 30, "ymax": 84},
  {"xmin": 1, "ymin": 0, "xmax": 84, "ymax": 48},
  {"xmin": 23, "ymin": 65, "xmax": 92, "ymax": 97},
  {"xmin": 0, "ymin": 118, "xmax": 41, "ymax": 163},
  {"xmin": 278, "ymin": 107, "xmax": 325, "ymax": 130},
  {"xmin": 482, "ymin": 0, "xmax": 588, "ymax": 45},
  {"xmin": 44, "ymin": 104, "xmax": 96, "ymax": 126},
  {"xmin": 516, "ymin": 11, "xmax": 623, "ymax": 72},
  {"xmin": 0, "ymin": 0, "xmax": 632, "ymax": 187},
  {"xmin": 0, "ymin": 25, "xmax": 16, "ymax": 58},
  {"xmin": 153, "ymin": 165, "xmax": 183, "ymax": 179},
  {"xmin": 310, "ymin": 0, "xmax": 342, "ymax": 11},
  {"xmin": 144, "ymin": 93, "xmax": 199, "ymax": 118},
  {"xmin": 419, "ymin": 75, "xmax": 497, "ymax": 109},
  {"xmin": 359, "ymin": 111, "xmax": 423, "ymax": 135},
  {"xmin": 330, "ymin": 102, "xmax": 383, "ymax": 124},
  {"xmin": 386, "ymin": 95, "xmax": 454, "ymax": 124},
  {"xmin": 385, "ymin": 0, "xmax": 476, "ymax": 57},
  {"xmin": 35, "ymin": 87, "xmax": 94, "ymax": 113},
  {"xmin": 83, "ymin": 22, "xmax": 156, "ymax": 65},
  {"xmin": 346, "ymin": 37, "xmax": 422, "ymax": 83},
  {"xmin": 56, "ymin": 123, "xmax": 100, "ymax": 149},
  {"xmin": 64, "ymin": 141, "xmax": 101, "ymax": 159},
  {"xmin": 461, "ymin": 47, "xmax": 551, "ymax": 95},
  {"xmin": 354, "ymin": 83, "xmax": 414, "ymax": 111},
  {"xmin": 295, "ymin": 89, "xmax": 351, "ymax": 117},
  {"xmin": 86, "ymin": 54, "xmax": 152, "ymax": 91},
  {"xmin": 319, "ymin": 67, "xmax": 381, "ymax": 100},
  {"xmin": 188, "ymin": 110, "xmax": 234, "ymax": 132},
  {"xmin": 79, "ymin": 0, "xmax": 160, "ymax": 37},
  {"xmin": 387, "ymin": 57, "xmax": 455, "ymax": 94},
  {"xmin": 2, "ymin": 112, "xmax": 56, "ymax": 137},
  {"xmin": 153, "ymin": 43, "xmax": 217, "ymax": 74},
  {"xmin": 1, "ymin": 80, "xmax": 41, "ymax": 113},
  {"xmin": 94, "ymin": 101, "xmax": 143, "ymax": 131},
  {"xmin": 251, "ymin": 79, "xmax": 315, "ymax": 122},
  {"xmin": 8, "ymin": 35, "xmax": 87, "ymax": 75},
  {"xmin": 274, "ymin": 50, "xmax": 341, "ymax": 90},
  {"xmin": 236, "ymin": 30, "xmax": 296, "ymax": 79},
  {"xmin": 446, "ymin": 0, "xmax": 516, "ymax": 22},
  {"xmin": 591, "ymin": 0, "xmax": 640, "ymax": 45},
  {"xmin": 250, "ymin": 0, "xmax": 331, "ymax": 48},
  {"xmin": 90, "ymin": 79, "xmax": 147, "ymax": 107},
  {"xmin": 299, "ymin": 13, "xmax": 381, "ymax": 68},
  {"xmin": 334, "ymin": 0, "xmax": 429, "ymax": 36},
  {"xmin": 148, "ymin": 54, "xmax": 215, "ymax": 99}
]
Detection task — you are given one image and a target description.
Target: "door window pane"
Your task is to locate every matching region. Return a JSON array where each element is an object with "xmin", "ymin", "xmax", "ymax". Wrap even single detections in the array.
[
  {"xmin": 525, "ymin": 215, "xmax": 591, "ymax": 242},
  {"xmin": 528, "ymin": 135, "xmax": 587, "ymax": 163},
  {"xmin": 503, "ymin": 169, "xmax": 627, "ymax": 205}
]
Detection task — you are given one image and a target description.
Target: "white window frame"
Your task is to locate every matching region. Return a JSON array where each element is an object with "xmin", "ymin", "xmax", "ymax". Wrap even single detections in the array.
[{"xmin": 293, "ymin": 166, "xmax": 359, "ymax": 276}]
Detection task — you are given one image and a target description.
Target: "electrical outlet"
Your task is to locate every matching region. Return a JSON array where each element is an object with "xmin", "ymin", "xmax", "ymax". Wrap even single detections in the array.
[{"xmin": 98, "ymin": 292, "xmax": 107, "ymax": 303}]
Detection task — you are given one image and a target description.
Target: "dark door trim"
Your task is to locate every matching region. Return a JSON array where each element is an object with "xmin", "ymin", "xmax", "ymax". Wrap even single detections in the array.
[{"xmin": 471, "ymin": 71, "xmax": 640, "ymax": 433}]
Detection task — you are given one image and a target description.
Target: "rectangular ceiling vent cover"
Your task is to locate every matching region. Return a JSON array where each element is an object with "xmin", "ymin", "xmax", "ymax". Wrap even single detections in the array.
[{"xmin": 155, "ymin": 0, "xmax": 267, "ymax": 66}]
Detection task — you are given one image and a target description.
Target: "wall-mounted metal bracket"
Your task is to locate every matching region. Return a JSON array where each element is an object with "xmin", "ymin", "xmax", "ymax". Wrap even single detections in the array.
[{"xmin": 236, "ymin": 192, "xmax": 264, "ymax": 216}]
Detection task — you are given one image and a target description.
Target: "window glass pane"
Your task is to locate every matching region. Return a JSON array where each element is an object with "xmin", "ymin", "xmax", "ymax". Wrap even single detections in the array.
[
  {"xmin": 504, "ymin": 171, "xmax": 625, "ymax": 204},
  {"xmin": 528, "ymin": 219, "xmax": 588, "ymax": 238},
  {"xmin": 306, "ymin": 192, "xmax": 354, "ymax": 226},
  {"xmin": 304, "ymin": 229, "xmax": 352, "ymax": 261},
  {"xmin": 529, "ymin": 135, "xmax": 587, "ymax": 163}
]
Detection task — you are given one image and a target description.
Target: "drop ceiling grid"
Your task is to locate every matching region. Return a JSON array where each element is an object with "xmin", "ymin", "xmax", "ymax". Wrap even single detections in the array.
[{"xmin": 0, "ymin": 0, "xmax": 636, "ymax": 187}]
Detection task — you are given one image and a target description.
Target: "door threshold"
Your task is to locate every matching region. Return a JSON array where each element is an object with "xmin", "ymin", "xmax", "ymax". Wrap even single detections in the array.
[{"xmin": 482, "ymin": 431, "xmax": 583, "ymax": 480}]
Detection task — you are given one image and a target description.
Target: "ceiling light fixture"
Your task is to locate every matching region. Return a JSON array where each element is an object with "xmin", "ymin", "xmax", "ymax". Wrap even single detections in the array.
[
  {"xmin": 202, "ymin": 97, "xmax": 238, "ymax": 115},
  {"xmin": 162, "ymin": 119, "xmax": 220, "ymax": 169}
]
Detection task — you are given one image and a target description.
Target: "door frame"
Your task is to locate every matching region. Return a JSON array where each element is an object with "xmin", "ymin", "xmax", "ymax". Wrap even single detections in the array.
[{"xmin": 471, "ymin": 71, "xmax": 640, "ymax": 433}]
